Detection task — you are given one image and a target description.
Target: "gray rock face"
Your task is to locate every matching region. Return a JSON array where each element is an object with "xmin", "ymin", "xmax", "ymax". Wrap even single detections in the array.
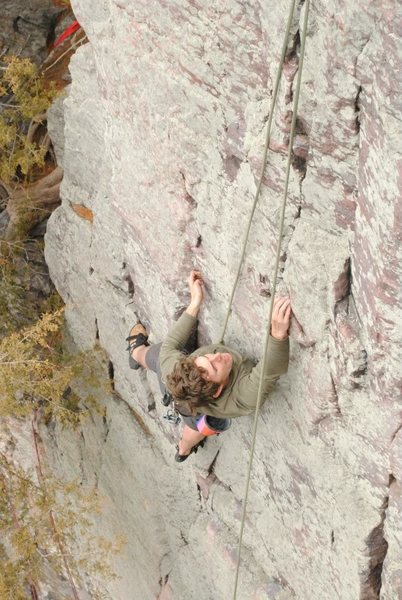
[{"xmin": 44, "ymin": 1, "xmax": 402, "ymax": 598}]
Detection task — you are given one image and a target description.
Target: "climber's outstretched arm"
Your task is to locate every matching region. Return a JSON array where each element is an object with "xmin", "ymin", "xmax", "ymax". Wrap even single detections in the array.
[
  {"xmin": 160, "ymin": 271, "xmax": 204, "ymax": 375},
  {"xmin": 185, "ymin": 270, "xmax": 204, "ymax": 317},
  {"xmin": 233, "ymin": 296, "xmax": 292, "ymax": 414}
]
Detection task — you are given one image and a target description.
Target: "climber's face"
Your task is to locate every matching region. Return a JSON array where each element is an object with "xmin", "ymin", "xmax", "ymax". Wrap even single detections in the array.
[{"xmin": 195, "ymin": 352, "xmax": 233, "ymax": 394}]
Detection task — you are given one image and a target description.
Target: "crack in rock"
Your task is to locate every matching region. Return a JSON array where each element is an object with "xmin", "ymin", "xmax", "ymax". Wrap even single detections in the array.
[
  {"xmin": 208, "ymin": 449, "xmax": 220, "ymax": 475},
  {"xmin": 180, "ymin": 531, "xmax": 189, "ymax": 546},
  {"xmin": 391, "ymin": 423, "xmax": 402, "ymax": 444},
  {"xmin": 105, "ymin": 278, "xmax": 127, "ymax": 295},
  {"xmin": 108, "ymin": 360, "xmax": 115, "ymax": 391},
  {"xmin": 354, "ymin": 85, "xmax": 363, "ymax": 133},
  {"xmin": 156, "ymin": 551, "xmax": 172, "ymax": 599},
  {"xmin": 359, "ymin": 488, "xmax": 390, "ymax": 599},
  {"xmin": 329, "ymin": 373, "xmax": 342, "ymax": 417},
  {"xmin": 111, "ymin": 390, "xmax": 153, "ymax": 437},
  {"xmin": 102, "ymin": 412, "xmax": 110, "ymax": 444}
]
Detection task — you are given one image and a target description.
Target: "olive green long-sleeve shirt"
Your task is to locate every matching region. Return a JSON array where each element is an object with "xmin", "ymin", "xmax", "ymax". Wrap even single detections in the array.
[{"xmin": 159, "ymin": 312, "xmax": 289, "ymax": 418}]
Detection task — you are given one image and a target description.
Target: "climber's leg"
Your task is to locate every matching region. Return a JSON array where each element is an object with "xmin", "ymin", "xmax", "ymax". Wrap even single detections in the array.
[
  {"xmin": 175, "ymin": 414, "xmax": 232, "ymax": 462},
  {"xmin": 142, "ymin": 342, "xmax": 166, "ymax": 396},
  {"xmin": 177, "ymin": 425, "xmax": 205, "ymax": 457},
  {"xmin": 131, "ymin": 343, "xmax": 150, "ymax": 369}
]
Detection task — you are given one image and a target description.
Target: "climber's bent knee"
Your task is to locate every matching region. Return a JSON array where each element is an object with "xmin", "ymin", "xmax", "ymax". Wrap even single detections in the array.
[
  {"xmin": 144, "ymin": 342, "xmax": 165, "ymax": 394},
  {"xmin": 145, "ymin": 342, "xmax": 162, "ymax": 371}
]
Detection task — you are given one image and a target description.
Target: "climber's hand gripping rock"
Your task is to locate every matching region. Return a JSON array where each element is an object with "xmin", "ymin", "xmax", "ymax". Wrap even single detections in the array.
[{"xmin": 271, "ymin": 296, "xmax": 292, "ymax": 341}]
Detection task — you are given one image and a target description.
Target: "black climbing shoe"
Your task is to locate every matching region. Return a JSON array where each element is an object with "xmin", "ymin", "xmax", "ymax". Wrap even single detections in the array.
[
  {"xmin": 126, "ymin": 322, "xmax": 149, "ymax": 369},
  {"xmin": 174, "ymin": 439, "xmax": 205, "ymax": 463}
]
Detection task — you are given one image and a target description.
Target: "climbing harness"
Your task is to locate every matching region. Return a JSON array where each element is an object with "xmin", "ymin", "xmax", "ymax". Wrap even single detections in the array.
[
  {"xmin": 226, "ymin": 1, "xmax": 312, "ymax": 598},
  {"xmin": 162, "ymin": 393, "xmax": 231, "ymax": 434}
]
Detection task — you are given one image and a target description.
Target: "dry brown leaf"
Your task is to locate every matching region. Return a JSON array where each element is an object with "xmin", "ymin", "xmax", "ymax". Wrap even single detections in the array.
[{"xmin": 71, "ymin": 203, "xmax": 94, "ymax": 222}]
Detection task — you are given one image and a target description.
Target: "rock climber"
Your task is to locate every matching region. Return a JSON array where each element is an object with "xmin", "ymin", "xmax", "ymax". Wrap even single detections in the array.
[{"xmin": 127, "ymin": 270, "xmax": 291, "ymax": 462}]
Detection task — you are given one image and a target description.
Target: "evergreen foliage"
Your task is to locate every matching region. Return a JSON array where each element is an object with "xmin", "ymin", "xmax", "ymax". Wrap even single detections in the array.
[
  {"xmin": 0, "ymin": 302, "xmax": 122, "ymax": 597},
  {"xmin": 0, "ymin": 56, "xmax": 57, "ymax": 183},
  {"xmin": 0, "ymin": 44, "xmax": 121, "ymax": 598},
  {"xmin": 0, "ymin": 451, "xmax": 122, "ymax": 599},
  {"xmin": 0, "ymin": 240, "xmax": 60, "ymax": 334},
  {"xmin": 0, "ymin": 308, "xmax": 80, "ymax": 423}
]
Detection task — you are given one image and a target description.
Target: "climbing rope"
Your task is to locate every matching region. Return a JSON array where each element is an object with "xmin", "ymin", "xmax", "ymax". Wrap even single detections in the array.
[
  {"xmin": 232, "ymin": 1, "xmax": 311, "ymax": 598},
  {"xmin": 218, "ymin": 0, "xmax": 297, "ymax": 344}
]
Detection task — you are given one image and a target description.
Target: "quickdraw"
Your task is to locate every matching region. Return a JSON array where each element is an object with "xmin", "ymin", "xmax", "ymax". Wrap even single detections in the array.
[{"xmin": 162, "ymin": 408, "xmax": 181, "ymax": 426}]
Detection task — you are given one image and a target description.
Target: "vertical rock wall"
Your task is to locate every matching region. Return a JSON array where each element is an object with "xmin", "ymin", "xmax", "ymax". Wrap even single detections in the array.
[{"xmin": 44, "ymin": 1, "xmax": 402, "ymax": 598}]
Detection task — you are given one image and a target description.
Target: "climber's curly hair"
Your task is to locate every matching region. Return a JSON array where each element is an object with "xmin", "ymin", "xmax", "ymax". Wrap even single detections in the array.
[{"xmin": 166, "ymin": 356, "xmax": 220, "ymax": 411}]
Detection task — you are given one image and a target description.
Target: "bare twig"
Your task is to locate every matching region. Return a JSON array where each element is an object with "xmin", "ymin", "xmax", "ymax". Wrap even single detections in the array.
[
  {"xmin": 1, "ymin": 359, "xmax": 49, "ymax": 366},
  {"xmin": 42, "ymin": 34, "xmax": 88, "ymax": 74},
  {"xmin": 0, "ymin": 102, "xmax": 19, "ymax": 108}
]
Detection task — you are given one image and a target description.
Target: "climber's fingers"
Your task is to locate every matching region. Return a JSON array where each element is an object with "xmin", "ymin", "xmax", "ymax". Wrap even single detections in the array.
[
  {"xmin": 271, "ymin": 296, "xmax": 292, "ymax": 340},
  {"xmin": 273, "ymin": 296, "xmax": 290, "ymax": 317},
  {"xmin": 283, "ymin": 301, "xmax": 292, "ymax": 324},
  {"xmin": 188, "ymin": 270, "xmax": 204, "ymax": 305}
]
